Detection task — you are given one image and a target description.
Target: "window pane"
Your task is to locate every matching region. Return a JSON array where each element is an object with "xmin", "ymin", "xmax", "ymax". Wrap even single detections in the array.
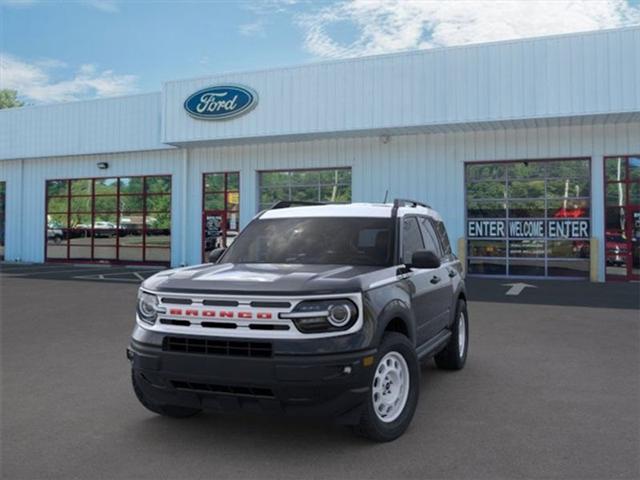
[
  {"xmin": 548, "ymin": 199, "xmax": 590, "ymax": 218},
  {"xmin": 605, "ymin": 207, "xmax": 626, "ymax": 231},
  {"xmin": 69, "ymin": 245, "xmax": 92, "ymax": 260},
  {"xmin": 94, "ymin": 196, "xmax": 117, "ymax": 212},
  {"xmin": 290, "ymin": 170, "xmax": 320, "ymax": 185},
  {"xmin": 466, "ymin": 181, "xmax": 506, "ymax": 200},
  {"xmin": 145, "ymin": 248, "xmax": 170, "ymax": 263},
  {"xmin": 47, "ymin": 197, "xmax": 68, "ymax": 213},
  {"xmin": 119, "ymin": 230, "xmax": 144, "ymax": 248},
  {"xmin": 147, "ymin": 214, "xmax": 171, "ymax": 230},
  {"xmin": 320, "ymin": 185, "xmax": 351, "ymax": 203},
  {"xmin": 630, "ymin": 157, "xmax": 640, "ymax": 180},
  {"xmin": 507, "ymin": 162, "xmax": 545, "ymax": 178},
  {"xmin": 466, "ymin": 164, "xmax": 505, "ymax": 181},
  {"xmin": 508, "ymin": 200, "xmax": 545, "ymax": 218},
  {"xmin": 94, "ymin": 246, "xmax": 117, "ymax": 260},
  {"xmin": 145, "ymin": 231, "xmax": 171, "ymax": 247},
  {"xmin": 468, "ymin": 240, "xmax": 506, "ymax": 257},
  {"xmin": 508, "ymin": 240, "xmax": 546, "ymax": 258},
  {"xmin": 605, "ymin": 157, "xmax": 626, "ymax": 181},
  {"xmin": 120, "ymin": 177, "xmax": 143, "ymax": 194},
  {"xmin": 260, "ymin": 171, "xmax": 290, "ymax": 186},
  {"xmin": 606, "ymin": 183, "xmax": 626, "ymax": 206},
  {"xmin": 226, "ymin": 192, "xmax": 239, "ymax": 211},
  {"xmin": 120, "ymin": 195, "xmax": 144, "ymax": 213},
  {"xmin": 46, "ymin": 233, "xmax": 68, "ymax": 258},
  {"xmin": 290, "ymin": 186, "xmax": 319, "ymax": 202},
  {"xmin": 47, "ymin": 180, "xmax": 68, "ymax": 196},
  {"xmin": 145, "ymin": 176, "xmax": 171, "ymax": 194},
  {"xmin": 467, "ymin": 200, "xmax": 506, "ymax": 218},
  {"xmin": 402, "ymin": 217, "xmax": 424, "ymax": 264},
  {"xmin": 204, "ymin": 193, "xmax": 224, "ymax": 210},
  {"xmin": 547, "ymin": 179, "xmax": 590, "ymax": 198},
  {"xmin": 146, "ymin": 194, "xmax": 171, "ymax": 212},
  {"xmin": 69, "ymin": 214, "xmax": 92, "ymax": 229},
  {"xmin": 47, "ymin": 214, "xmax": 68, "ymax": 229},
  {"xmin": 94, "ymin": 178, "xmax": 118, "ymax": 195},
  {"xmin": 227, "ymin": 172, "xmax": 240, "ymax": 190},
  {"xmin": 204, "ymin": 173, "xmax": 224, "ymax": 192},
  {"xmin": 548, "ymin": 240, "xmax": 590, "ymax": 259},
  {"xmin": 259, "ymin": 188, "xmax": 286, "ymax": 208},
  {"xmin": 547, "ymin": 160, "xmax": 589, "ymax": 178},
  {"xmin": 70, "ymin": 179, "xmax": 92, "ymax": 195},
  {"xmin": 508, "ymin": 180, "xmax": 545, "ymax": 198},
  {"xmin": 119, "ymin": 247, "xmax": 143, "ymax": 261},
  {"xmin": 70, "ymin": 197, "xmax": 92, "ymax": 213},
  {"xmin": 508, "ymin": 259, "xmax": 545, "ymax": 276},
  {"xmin": 94, "ymin": 214, "xmax": 117, "ymax": 225},
  {"xmin": 468, "ymin": 258, "xmax": 506, "ymax": 275},
  {"xmin": 630, "ymin": 183, "xmax": 640, "ymax": 205}
]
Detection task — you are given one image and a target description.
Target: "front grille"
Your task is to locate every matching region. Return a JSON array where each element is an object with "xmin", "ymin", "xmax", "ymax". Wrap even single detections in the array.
[
  {"xmin": 162, "ymin": 336, "xmax": 273, "ymax": 358},
  {"xmin": 171, "ymin": 380, "xmax": 274, "ymax": 398}
]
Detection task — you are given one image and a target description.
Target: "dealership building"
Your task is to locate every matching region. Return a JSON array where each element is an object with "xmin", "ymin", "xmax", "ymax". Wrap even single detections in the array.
[{"xmin": 1, "ymin": 27, "xmax": 639, "ymax": 281}]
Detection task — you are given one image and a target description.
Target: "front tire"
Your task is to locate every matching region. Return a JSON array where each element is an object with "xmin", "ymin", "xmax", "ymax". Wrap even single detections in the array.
[
  {"xmin": 353, "ymin": 332, "xmax": 419, "ymax": 442},
  {"xmin": 131, "ymin": 370, "xmax": 201, "ymax": 418},
  {"xmin": 434, "ymin": 299, "xmax": 469, "ymax": 370}
]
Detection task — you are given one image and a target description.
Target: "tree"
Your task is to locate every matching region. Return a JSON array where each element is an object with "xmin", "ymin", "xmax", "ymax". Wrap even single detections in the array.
[{"xmin": 0, "ymin": 90, "xmax": 24, "ymax": 109}]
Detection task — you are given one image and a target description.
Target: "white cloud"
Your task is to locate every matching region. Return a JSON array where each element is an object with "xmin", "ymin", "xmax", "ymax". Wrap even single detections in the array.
[
  {"xmin": 239, "ymin": 19, "xmax": 266, "ymax": 36},
  {"xmin": 299, "ymin": 0, "xmax": 640, "ymax": 58},
  {"xmin": 0, "ymin": 52, "xmax": 138, "ymax": 103}
]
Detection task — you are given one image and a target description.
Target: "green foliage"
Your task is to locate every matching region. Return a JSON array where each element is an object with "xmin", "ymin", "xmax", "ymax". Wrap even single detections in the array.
[{"xmin": 0, "ymin": 90, "xmax": 24, "ymax": 109}]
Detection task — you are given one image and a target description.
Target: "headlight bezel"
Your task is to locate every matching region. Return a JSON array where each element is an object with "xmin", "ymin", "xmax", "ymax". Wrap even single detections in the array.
[
  {"xmin": 280, "ymin": 299, "xmax": 359, "ymax": 334},
  {"xmin": 137, "ymin": 290, "xmax": 162, "ymax": 325}
]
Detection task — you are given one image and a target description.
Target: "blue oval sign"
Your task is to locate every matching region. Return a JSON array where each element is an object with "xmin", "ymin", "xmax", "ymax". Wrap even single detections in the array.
[{"xmin": 184, "ymin": 85, "xmax": 258, "ymax": 120}]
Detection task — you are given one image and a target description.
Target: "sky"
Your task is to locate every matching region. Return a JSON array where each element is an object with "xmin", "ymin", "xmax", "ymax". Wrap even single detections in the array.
[{"xmin": 1, "ymin": 0, "xmax": 639, "ymax": 105}]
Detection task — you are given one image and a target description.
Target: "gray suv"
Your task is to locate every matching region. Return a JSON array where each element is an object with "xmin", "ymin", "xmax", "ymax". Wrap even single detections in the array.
[{"xmin": 128, "ymin": 199, "xmax": 468, "ymax": 442}]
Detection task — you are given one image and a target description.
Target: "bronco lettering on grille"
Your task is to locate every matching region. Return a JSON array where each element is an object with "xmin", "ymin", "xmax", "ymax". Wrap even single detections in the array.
[{"xmin": 167, "ymin": 308, "xmax": 273, "ymax": 320}]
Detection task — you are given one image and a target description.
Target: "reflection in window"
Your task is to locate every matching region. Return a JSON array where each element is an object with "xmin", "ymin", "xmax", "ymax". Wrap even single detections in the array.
[
  {"xmin": 0, "ymin": 182, "xmax": 5, "ymax": 260},
  {"xmin": 465, "ymin": 158, "xmax": 591, "ymax": 277},
  {"xmin": 45, "ymin": 176, "xmax": 171, "ymax": 264},
  {"xmin": 258, "ymin": 168, "xmax": 352, "ymax": 211}
]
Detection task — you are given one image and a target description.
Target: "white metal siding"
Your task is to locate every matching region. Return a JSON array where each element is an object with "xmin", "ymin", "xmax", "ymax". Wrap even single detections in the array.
[
  {"xmin": 2, "ymin": 122, "xmax": 638, "ymax": 280},
  {"xmin": 163, "ymin": 28, "xmax": 640, "ymax": 145},
  {"xmin": 0, "ymin": 93, "xmax": 170, "ymax": 160}
]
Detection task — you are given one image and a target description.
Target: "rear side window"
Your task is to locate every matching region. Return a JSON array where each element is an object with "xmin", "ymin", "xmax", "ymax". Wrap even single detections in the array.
[
  {"xmin": 433, "ymin": 220, "xmax": 452, "ymax": 256},
  {"xmin": 418, "ymin": 217, "xmax": 442, "ymax": 257},
  {"xmin": 402, "ymin": 217, "xmax": 425, "ymax": 264}
]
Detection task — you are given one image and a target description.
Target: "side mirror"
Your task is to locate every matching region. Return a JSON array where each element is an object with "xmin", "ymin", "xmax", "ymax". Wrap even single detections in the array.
[
  {"xmin": 208, "ymin": 248, "xmax": 226, "ymax": 263},
  {"xmin": 410, "ymin": 250, "xmax": 441, "ymax": 269}
]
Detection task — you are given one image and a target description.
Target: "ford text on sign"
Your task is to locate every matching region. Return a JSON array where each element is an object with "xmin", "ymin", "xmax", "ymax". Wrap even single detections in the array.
[{"xmin": 184, "ymin": 85, "xmax": 258, "ymax": 120}]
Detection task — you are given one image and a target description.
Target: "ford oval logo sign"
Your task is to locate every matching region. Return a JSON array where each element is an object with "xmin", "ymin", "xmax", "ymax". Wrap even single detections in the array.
[{"xmin": 184, "ymin": 85, "xmax": 258, "ymax": 120}]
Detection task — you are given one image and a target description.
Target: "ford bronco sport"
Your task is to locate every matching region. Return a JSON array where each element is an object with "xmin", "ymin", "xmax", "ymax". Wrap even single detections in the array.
[{"xmin": 128, "ymin": 199, "xmax": 469, "ymax": 442}]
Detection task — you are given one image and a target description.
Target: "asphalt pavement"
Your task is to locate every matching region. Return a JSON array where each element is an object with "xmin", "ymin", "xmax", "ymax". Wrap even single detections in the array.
[{"xmin": 1, "ymin": 267, "xmax": 639, "ymax": 479}]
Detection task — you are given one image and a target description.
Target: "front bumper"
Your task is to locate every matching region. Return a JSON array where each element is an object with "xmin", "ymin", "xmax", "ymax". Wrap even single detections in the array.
[{"xmin": 128, "ymin": 331, "xmax": 376, "ymax": 424}]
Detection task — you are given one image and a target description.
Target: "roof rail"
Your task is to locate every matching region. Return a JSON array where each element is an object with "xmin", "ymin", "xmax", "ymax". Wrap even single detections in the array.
[
  {"xmin": 392, "ymin": 198, "xmax": 432, "ymax": 209},
  {"xmin": 270, "ymin": 200, "xmax": 326, "ymax": 210}
]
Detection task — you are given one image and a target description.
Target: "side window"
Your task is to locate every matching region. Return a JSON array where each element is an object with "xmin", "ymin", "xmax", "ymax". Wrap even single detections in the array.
[
  {"xmin": 418, "ymin": 217, "xmax": 442, "ymax": 257},
  {"xmin": 432, "ymin": 219, "xmax": 452, "ymax": 257},
  {"xmin": 402, "ymin": 217, "xmax": 425, "ymax": 264}
]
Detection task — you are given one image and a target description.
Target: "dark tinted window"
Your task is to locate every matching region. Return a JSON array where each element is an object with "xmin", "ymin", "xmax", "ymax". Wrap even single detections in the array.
[
  {"xmin": 401, "ymin": 217, "xmax": 424, "ymax": 265},
  {"xmin": 418, "ymin": 217, "xmax": 441, "ymax": 257},
  {"xmin": 223, "ymin": 217, "xmax": 392, "ymax": 266},
  {"xmin": 434, "ymin": 220, "xmax": 452, "ymax": 256}
]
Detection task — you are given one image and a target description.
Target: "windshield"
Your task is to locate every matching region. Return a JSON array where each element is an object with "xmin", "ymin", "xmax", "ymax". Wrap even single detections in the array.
[{"xmin": 222, "ymin": 217, "xmax": 393, "ymax": 266}]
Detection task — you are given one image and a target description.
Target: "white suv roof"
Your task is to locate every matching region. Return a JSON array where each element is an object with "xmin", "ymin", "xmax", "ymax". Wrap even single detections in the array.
[{"xmin": 260, "ymin": 202, "xmax": 443, "ymax": 221}]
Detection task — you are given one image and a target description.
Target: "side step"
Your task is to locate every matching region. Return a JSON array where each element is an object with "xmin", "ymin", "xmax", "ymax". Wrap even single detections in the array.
[{"xmin": 416, "ymin": 329, "xmax": 452, "ymax": 360}]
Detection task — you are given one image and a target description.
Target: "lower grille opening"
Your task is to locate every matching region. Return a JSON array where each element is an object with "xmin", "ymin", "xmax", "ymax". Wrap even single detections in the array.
[
  {"xmin": 160, "ymin": 319, "xmax": 191, "ymax": 326},
  {"xmin": 163, "ymin": 336, "xmax": 273, "ymax": 358},
  {"xmin": 171, "ymin": 380, "xmax": 275, "ymax": 398},
  {"xmin": 201, "ymin": 321, "xmax": 237, "ymax": 329},
  {"xmin": 249, "ymin": 323, "xmax": 290, "ymax": 331}
]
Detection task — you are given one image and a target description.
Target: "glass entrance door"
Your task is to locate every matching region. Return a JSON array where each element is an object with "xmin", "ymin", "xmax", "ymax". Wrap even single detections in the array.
[
  {"xmin": 202, "ymin": 172, "xmax": 239, "ymax": 261},
  {"xmin": 604, "ymin": 156, "xmax": 640, "ymax": 281}
]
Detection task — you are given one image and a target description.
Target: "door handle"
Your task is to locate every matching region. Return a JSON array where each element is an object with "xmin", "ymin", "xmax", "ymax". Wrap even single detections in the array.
[{"xmin": 430, "ymin": 275, "xmax": 441, "ymax": 284}]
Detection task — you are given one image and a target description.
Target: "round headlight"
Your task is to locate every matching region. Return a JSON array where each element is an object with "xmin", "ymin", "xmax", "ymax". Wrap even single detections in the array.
[
  {"xmin": 327, "ymin": 303, "xmax": 352, "ymax": 327},
  {"xmin": 137, "ymin": 291, "xmax": 159, "ymax": 324}
]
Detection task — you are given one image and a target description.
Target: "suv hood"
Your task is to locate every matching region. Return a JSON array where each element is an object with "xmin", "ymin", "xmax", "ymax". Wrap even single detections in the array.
[{"xmin": 143, "ymin": 262, "xmax": 391, "ymax": 296}]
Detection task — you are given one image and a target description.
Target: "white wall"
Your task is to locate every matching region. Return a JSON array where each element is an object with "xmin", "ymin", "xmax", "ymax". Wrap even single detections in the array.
[{"xmin": 2, "ymin": 121, "xmax": 639, "ymax": 281}]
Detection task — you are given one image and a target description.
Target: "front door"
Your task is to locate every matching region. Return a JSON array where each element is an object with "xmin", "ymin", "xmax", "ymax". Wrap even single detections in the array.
[{"xmin": 202, "ymin": 172, "xmax": 240, "ymax": 262}]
